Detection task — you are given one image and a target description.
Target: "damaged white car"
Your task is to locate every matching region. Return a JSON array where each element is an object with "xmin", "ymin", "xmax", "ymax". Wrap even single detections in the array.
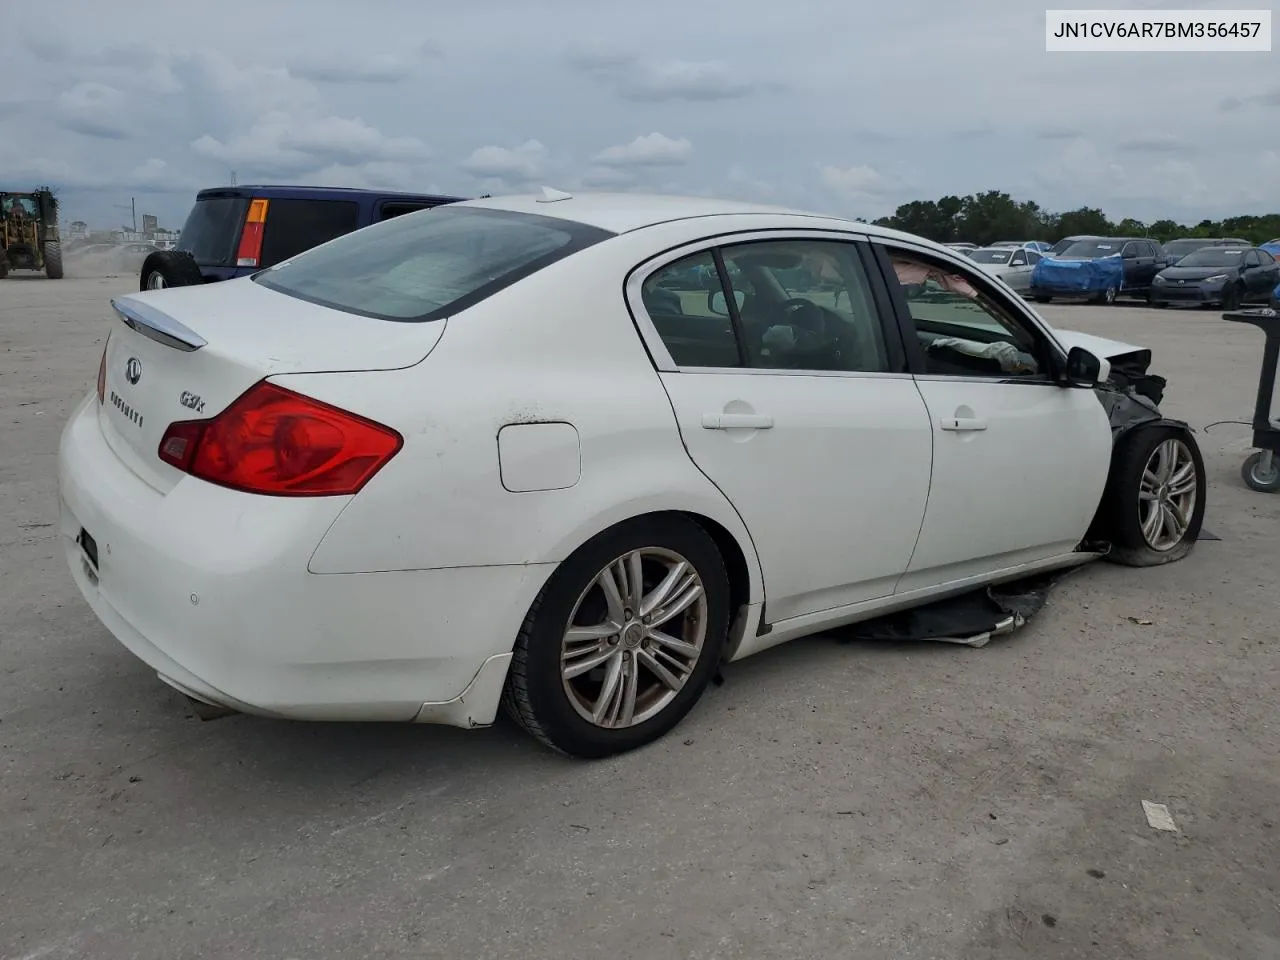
[{"xmin": 58, "ymin": 192, "xmax": 1204, "ymax": 759}]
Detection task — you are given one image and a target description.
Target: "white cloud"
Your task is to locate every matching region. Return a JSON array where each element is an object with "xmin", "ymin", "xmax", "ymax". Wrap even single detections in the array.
[
  {"xmin": 619, "ymin": 60, "xmax": 759, "ymax": 102},
  {"xmin": 458, "ymin": 139, "xmax": 549, "ymax": 183},
  {"xmin": 289, "ymin": 52, "xmax": 414, "ymax": 84},
  {"xmin": 592, "ymin": 133, "xmax": 692, "ymax": 168},
  {"xmin": 819, "ymin": 164, "xmax": 889, "ymax": 201},
  {"xmin": 192, "ymin": 111, "xmax": 431, "ymax": 171}
]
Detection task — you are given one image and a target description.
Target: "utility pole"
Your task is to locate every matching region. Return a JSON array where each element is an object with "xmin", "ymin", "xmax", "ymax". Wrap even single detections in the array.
[
  {"xmin": 230, "ymin": 170, "xmax": 237, "ymax": 187},
  {"xmin": 113, "ymin": 198, "xmax": 137, "ymax": 234}
]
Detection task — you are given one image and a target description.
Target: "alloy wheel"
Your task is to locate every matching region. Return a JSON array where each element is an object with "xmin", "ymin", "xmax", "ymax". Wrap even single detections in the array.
[
  {"xmin": 560, "ymin": 547, "xmax": 708, "ymax": 729},
  {"xmin": 1138, "ymin": 438, "xmax": 1198, "ymax": 550}
]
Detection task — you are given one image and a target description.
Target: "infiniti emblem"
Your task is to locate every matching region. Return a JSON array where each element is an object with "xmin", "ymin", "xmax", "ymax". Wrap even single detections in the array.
[{"xmin": 125, "ymin": 357, "xmax": 142, "ymax": 385}]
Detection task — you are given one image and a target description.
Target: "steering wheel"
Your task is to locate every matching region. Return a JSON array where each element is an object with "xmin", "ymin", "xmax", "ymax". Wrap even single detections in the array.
[{"xmin": 780, "ymin": 297, "xmax": 827, "ymax": 335}]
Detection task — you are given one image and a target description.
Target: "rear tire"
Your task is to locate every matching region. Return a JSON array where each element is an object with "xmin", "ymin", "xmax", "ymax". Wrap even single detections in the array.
[
  {"xmin": 43, "ymin": 241, "xmax": 63, "ymax": 279},
  {"xmin": 502, "ymin": 515, "xmax": 731, "ymax": 758},
  {"xmin": 1033, "ymin": 294, "xmax": 1052, "ymax": 303},
  {"xmin": 1098, "ymin": 424, "xmax": 1205, "ymax": 567},
  {"xmin": 0, "ymin": 253, "xmax": 8, "ymax": 279},
  {"xmin": 140, "ymin": 250, "xmax": 203, "ymax": 291}
]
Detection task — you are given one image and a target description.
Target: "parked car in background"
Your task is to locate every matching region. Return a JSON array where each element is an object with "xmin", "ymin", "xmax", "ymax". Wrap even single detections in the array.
[
  {"xmin": 1150, "ymin": 246, "xmax": 1279, "ymax": 309},
  {"xmin": 1031, "ymin": 237, "xmax": 1166, "ymax": 304},
  {"xmin": 61, "ymin": 191, "xmax": 1203, "ymax": 758},
  {"xmin": 1050, "ymin": 235, "xmax": 1102, "ymax": 256},
  {"xmin": 944, "ymin": 242, "xmax": 978, "ymax": 253},
  {"xmin": 1162, "ymin": 237, "xmax": 1250, "ymax": 264},
  {"xmin": 991, "ymin": 241, "xmax": 1053, "ymax": 254},
  {"xmin": 1260, "ymin": 238, "xmax": 1280, "ymax": 258},
  {"xmin": 966, "ymin": 245, "xmax": 1043, "ymax": 292},
  {"xmin": 139, "ymin": 184, "xmax": 467, "ymax": 290}
]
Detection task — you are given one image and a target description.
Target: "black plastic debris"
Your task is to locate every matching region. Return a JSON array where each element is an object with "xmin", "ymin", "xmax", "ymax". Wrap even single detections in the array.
[{"xmin": 830, "ymin": 570, "xmax": 1071, "ymax": 648}]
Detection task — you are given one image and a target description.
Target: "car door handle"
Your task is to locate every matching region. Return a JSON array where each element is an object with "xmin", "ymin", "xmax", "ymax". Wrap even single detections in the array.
[
  {"xmin": 702, "ymin": 413, "xmax": 774, "ymax": 430},
  {"xmin": 940, "ymin": 417, "xmax": 988, "ymax": 432}
]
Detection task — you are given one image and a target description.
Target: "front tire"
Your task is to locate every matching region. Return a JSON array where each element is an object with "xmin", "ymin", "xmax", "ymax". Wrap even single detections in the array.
[
  {"xmin": 1094, "ymin": 286, "xmax": 1118, "ymax": 305},
  {"xmin": 43, "ymin": 241, "xmax": 63, "ymax": 279},
  {"xmin": 502, "ymin": 515, "xmax": 731, "ymax": 758},
  {"xmin": 1099, "ymin": 424, "xmax": 1205, "ymax": 567},
  {"xmin": 1222, "ymin": 282, "xmax": 1243, "ymax": 310}
]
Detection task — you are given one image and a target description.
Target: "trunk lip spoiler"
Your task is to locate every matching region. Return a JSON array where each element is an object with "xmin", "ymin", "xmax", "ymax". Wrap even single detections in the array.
[{"xmin": 111, "ymin": 296, "xmax": 207, "ymax": 352}]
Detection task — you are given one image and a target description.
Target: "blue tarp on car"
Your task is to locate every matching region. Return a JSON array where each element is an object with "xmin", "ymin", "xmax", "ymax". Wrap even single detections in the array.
[{"xmin": 1030, "ymin": 255, "xmax": 1125, "ymax": 293}]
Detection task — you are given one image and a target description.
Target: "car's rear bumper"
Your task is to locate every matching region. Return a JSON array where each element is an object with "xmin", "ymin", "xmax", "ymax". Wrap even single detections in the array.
[{"xmin": 58, "ymin": 393, "xmax": 553, "ymax": 726}]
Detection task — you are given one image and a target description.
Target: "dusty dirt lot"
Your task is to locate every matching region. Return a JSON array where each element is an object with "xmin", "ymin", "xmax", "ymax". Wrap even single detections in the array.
[{"xmin": 1, "ymin": 275, "xmax": 1277, "ymax": 960}]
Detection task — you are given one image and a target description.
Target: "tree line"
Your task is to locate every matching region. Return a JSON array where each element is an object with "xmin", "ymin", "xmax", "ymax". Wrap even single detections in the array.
[{"xmin": 865, "ymin": 190, "xmax": 1280, "ymax": 247}]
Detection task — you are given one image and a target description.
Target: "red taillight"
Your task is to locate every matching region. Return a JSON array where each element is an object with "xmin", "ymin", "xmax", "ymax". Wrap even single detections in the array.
[
  {"xmin": 157, "ymin": 381, "xmax": 402, "ymax": 497},
  {"xmin": 96, "ymin": 340, "xmax": 108, "ymax": 404},
  {"xmin": 234, "ymin": 198, "xmax": 269, "ymax": 267}
]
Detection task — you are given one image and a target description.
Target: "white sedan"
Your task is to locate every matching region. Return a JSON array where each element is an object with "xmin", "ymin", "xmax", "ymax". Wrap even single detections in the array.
[
  {"xmin": 58, "ymin": 192, "xmax": 1205, "ymax": 758},
  {"xmin": 966, "ymin": 246, "xmax": 1045, "ymax": 293}
]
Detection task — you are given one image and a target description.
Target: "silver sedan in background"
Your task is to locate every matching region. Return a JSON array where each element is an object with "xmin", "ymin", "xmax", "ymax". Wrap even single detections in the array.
[{"xmin": 965, "ymin": 246, "xmax": 1044, "ymax": 293}]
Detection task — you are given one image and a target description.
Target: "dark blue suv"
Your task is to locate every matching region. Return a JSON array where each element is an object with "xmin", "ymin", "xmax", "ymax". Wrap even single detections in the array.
[{"xmin": 139, "ymin": 184, "xmax": 467, "ymax": 290}]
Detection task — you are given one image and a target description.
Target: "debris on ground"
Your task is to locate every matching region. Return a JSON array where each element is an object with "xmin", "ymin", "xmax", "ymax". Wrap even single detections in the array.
[
  {"xmin": 1142, "ymin": 800, "xmax": 1179, "ymax": 832},
  {"xmin": 831, "ymin": 571, "xmax": 1072, "ymax": 648}
]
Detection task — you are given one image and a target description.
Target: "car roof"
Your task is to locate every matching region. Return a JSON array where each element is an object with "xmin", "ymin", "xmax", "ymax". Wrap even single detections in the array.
[
  {"xmin": 194, "ymin": 185, "xmax": 468, "ymax": 204},
  {"xmin": 452, "ymin": 191, "xmax": 954, "ymax": 251}
]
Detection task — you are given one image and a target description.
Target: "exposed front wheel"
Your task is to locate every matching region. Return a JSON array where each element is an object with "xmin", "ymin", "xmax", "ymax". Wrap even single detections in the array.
[
  {"xmin": 1098, "ymin": 424, "xmax": 1205, "ymax": 566},
  {"xmin": 1222, "ymin": 283, "xmax": 1243, "ymax": 311},
  {"xmin": 1095, "ymin": 286, "xmax": 1118, "ymax": 305},
  {"xmin": 43, "ymin": 241, "xmax": 64, "ymax": 279},
  {"xmin": 503, "ymin": 515, "xmax": 731, "ymax": 758},
  {"xmin": 1241, "ymin": 451, "xmax": 1280, "ymax": 493}
]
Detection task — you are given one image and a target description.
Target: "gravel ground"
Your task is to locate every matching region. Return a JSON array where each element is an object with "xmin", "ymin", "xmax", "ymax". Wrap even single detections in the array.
[{"xmin": 1, "ymin": 275, "xmax": 1277, "ymax": 960}]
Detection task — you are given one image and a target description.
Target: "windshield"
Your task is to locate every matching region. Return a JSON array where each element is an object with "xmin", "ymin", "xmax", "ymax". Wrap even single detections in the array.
[
  {"xmin": 180, "ymin": 196, "xmax": 249, "ymax": 266},
  {"xmin": 254, "ymin": 206, "xmax": 612, "ymax": 322},
  {"xmin": 967, "ymin": 249, "xmax": 1014, "ymax": 264},
  {"xmin": 1059, "ymin": 239, "xmax": 1121, "ymax": 259},
  {"xmin": 1176, "ymin": 248, "xmax": 1247, "ymax": 267},
  {"xmin": 1164, "ymin": 239, "xmax": 1215, "ymax": 256},
  {"xmin": 1051, "ymin": 236, "xmax": 1091, "ymax": 254}
]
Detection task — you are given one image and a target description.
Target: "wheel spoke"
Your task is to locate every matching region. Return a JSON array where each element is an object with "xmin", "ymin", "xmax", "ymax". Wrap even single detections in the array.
[
  {"xmin": 647, "ymin": 628, "xmax": 701, "ymax": 660},
  {"xmin": 1165, "ymin": 499, "xmax": 1188, "ymax": 535},
  {"xmin": 565, "ymin": 622, "xmax": 621, "ymax": 644},
  {"xmin": 639, "ymin": 647, "xmax": 688, "ymax": 692},
  {"xmin": 1156, "ymin": 440, "xmax": 1178, "ymax": 482},
  {"xmin": 616, "ymin": 656, "xmax": 639, "ymax": 726},
  {"xmin": 639, "ymin": 561, "xmax": 690, "ymax": 618},
  {"xmin": 596, "ymin": 566, "xmax": 627, "ymax": 623},
  {"xmin": 644, "ymin": 575, "xmax": 703, "ymax": 628},
  {"xmin": 563, "ymin": 642, "xmax": 618, "ymax": 680},
  {"xmin": 1168, "ymin": 461, "xmax": 1196, "ymax": 496},
  {"xmin": 1141, "ymin": 503, "xmax": 1164, "ymax": 542},
  {"xmin": 591, "ymin": 653, "xmax": 625, "ymax": 724}
]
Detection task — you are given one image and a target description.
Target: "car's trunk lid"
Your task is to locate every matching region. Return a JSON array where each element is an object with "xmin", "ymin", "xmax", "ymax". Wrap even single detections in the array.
[{"xmin": 98, "ymin": 278, "xmax": 444, "ymax": 491}]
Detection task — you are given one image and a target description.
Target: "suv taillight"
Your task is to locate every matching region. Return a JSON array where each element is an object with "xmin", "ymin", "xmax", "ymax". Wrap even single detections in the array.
[
  {"xmin": 235, "ymin": 198, "xmax": 269, "ymax": 267},
  {"xmin": 157, "ymin": 381, "xmax": 402, "ymax": 496},
  {"xmin": 96, "ymin": 339, "xmax": 108, "ymax": 404}
]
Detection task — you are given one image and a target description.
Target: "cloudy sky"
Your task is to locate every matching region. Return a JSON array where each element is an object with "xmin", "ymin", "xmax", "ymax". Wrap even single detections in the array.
[{"xmin": 2, "ymin": 0, "xmax": 1276, "ymax": 231}]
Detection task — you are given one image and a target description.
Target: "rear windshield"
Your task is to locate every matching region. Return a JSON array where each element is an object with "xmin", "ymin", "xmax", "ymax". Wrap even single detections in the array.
[
  {"xmin": 254, "ymin": 206, "xmax": 613, "ymax": 321},
  {"xmin": 967, "ymin": 249, "xmax": 1013, "ymax": 264},
  {"xmin": 180, "ymin": 196, "xmax": 248, "ymax": 266}
]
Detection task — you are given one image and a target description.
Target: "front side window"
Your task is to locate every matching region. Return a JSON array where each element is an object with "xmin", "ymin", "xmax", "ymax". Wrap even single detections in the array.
[
  {"xmin": 883, "ymin": 248, "xmax": 1045, "ymax": 379},
  {"xmin": 717, "ymin": 239, "xmax": 890, "ymax": 373},
  {"xmin": 255, "ymin": 206, "xmax": 612, "ymax": 322}
]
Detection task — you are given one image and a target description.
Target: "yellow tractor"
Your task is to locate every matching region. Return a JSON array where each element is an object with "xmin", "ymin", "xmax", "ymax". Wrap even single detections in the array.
[{"xmin": 0, "ymin": 187, "xmax": 64, "ymax": 279}]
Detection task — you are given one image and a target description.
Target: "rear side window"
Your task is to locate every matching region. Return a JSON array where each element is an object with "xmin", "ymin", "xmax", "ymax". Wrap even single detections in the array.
[
  {"xmin": 260, "ymin": 199, "xmax": 360, "ymax": 267},
  {"xmin": 254, "ymin": 206, "xmax": 613, "ymax": 321},
  {"xmin": 377, "ymin": 202, "xmax": 435, "ymax": 222},
  {"xmin": 180, "ymin": 196, "xmax": 249, "ymax": 266}
]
